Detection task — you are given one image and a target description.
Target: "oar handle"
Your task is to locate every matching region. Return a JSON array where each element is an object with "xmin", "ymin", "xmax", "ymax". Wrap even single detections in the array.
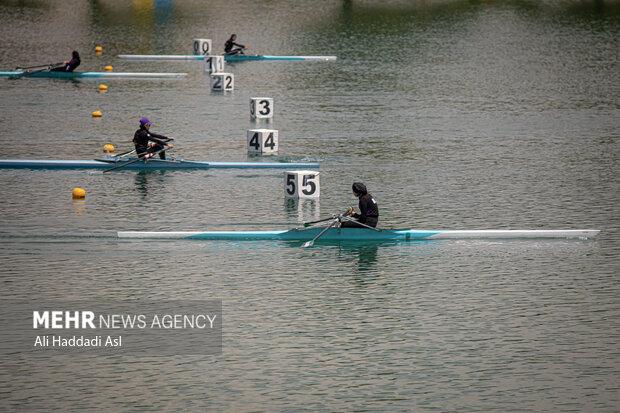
[
  {"xmin": 141, "ymin": 143, "xmax": 173, "ymax": 157},
  {"xmin": 303, "ymin": 209, "xmax": 350, "ymax": 227},
  {"xmin": 303, "ymin": 216, "xmax": 336, "ymax": 227},
  {"xmin": 339, "ymin": 216, "xmax": 381, "ymax": 231}
]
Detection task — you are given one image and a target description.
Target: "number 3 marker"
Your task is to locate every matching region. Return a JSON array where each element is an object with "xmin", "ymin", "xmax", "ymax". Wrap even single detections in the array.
[{"xmin": 250, "ymin": 97, "xmax": 274, "ymax": 120}]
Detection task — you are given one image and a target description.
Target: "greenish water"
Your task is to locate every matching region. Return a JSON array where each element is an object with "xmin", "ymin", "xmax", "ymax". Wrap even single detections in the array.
[{"xmin": 0, "ymin": 1, "xmax": 618, "ymax": 411}]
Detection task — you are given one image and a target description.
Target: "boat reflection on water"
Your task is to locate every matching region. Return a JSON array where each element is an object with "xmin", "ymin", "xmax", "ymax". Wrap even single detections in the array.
[
  {"xmin": 337, "ymin": 244, "xmax": 380, "ymax": 276},
  {"xmin": 134, "ymin": 170, "xmax": 170, "ymax": 198}
]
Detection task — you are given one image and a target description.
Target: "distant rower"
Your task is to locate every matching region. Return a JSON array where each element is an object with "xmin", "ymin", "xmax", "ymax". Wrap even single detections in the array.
[
  {"xmin": 224, "ymin": 34, "xmax": 245, "ymax": 55},
  {"xmin": 342, "ymin": 182, "xmax": 379, "ymax": 228},
  {"xmin": 133, "ymin": 117, "xmax": 173, "ymax": 160},
  {"xmin": 51, "ymin": 50, "xmax": 80, "ymax": 72}
]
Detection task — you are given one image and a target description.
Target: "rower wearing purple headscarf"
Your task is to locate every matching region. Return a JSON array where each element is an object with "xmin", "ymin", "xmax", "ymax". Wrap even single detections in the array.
[{"xmin": 133, "ymin": 117, "xmax": 173, "ymax": 160}]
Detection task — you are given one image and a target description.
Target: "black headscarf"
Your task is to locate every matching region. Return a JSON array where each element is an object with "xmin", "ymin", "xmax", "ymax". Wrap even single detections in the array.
[{"xmin": 352, "ymin": 182, "xmax": 367, "ymax": 196}]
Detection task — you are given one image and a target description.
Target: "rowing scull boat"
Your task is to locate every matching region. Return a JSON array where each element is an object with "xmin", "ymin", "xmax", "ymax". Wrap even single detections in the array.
[
  {"xmin": 0, "ymin": 158, "xmax": 320, "ymax": 170},
  {"xmin": 0, "ymin": 71, "xmax": 187, "ymax": 79},
  {"xmin": 118, "ymin": 228, "xmax": 600, "ymax": 241},
  {"xmin": 117, "ymin": 54, "xmax": 337, "ymax": 62}
]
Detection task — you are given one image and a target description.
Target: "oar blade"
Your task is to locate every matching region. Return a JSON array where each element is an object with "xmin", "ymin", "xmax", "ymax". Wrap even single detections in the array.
[{"xmin": 300, "ymin": 217, "xmax": 339, "ymax": 248}]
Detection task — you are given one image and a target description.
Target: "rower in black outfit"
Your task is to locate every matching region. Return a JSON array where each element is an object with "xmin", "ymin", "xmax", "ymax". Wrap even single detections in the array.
[
  {"xmin": 224, "ymin": 34, "xmax": 245, "ymax": 55},
  {"xmin": 133, "ymin": 117, "xmax": 173, "ymax": 160},
  {"xmin": 341, "ymin": 182, "xmax": 379, "ymax": 228},
  {"xmin": 51, "ymin": 50, "xmax": 81, "ymax": 72}
]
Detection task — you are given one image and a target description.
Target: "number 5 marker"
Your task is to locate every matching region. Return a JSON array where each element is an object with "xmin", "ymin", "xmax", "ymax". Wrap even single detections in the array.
[{"xmin": 284, "ymin": 171, "xmax": 320, "ymax": 199}]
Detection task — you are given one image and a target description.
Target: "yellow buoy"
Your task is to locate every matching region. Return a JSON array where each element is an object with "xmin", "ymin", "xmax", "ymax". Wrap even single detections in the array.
[
  {"xmin": 72, "ymin": 187, "xmax": 86, "ymax": 200},
  {"xmin": 103, "ymin": 143, "xmax": 116, "ymax": 154},
  {"xmin": 95, "ymin": 45, "xmax": 103, "ymax": 53},
  {"xmin": 104, "ymin": 65, "xmax": 113, "ymax": 72},
  {"xmin": 92, "ymin": 110, "xmax": 102, "ymax": 117},
  {"xmin": 98, "ymin": 83, "xmax": 108, "ymax": 92}
]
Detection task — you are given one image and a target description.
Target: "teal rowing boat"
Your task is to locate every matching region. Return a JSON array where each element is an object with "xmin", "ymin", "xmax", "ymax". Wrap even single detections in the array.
[
  {"xmin": 0, "ymin": 70, "xmax": 187, "ymax": 79},
  {"xmin": 226, "ymin": 54, "xmax": 337, "ymax": 62},
  {"xmin": 118, "ymin": 228, "xmax": 600, "ymax": 242},
  {"xmin": 0, "ymin": 158, "xmax": 320, "ymax": 171},
  {"xmin": 117, "ymin": 54, "xmax": 337, "ymax": 62}
]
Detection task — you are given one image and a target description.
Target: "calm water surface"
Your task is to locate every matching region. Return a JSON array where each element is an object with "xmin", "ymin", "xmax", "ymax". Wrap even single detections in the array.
[{"xmin": 0, "ymin": 0, "xmax": 618, "ymax": 411}]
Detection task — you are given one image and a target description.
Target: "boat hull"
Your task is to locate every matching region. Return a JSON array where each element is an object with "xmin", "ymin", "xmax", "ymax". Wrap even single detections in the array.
[
  {"xmin": 0, "ymin": 71, "xmax": 187, "ymax": 79},
  {"xmin": 226, "ymin": 55, "xmax": 337, "ymax": 62},
  {"xmin": 0, "ymin": 159, "xmax": 320, "ymax": 170},
  {"xmin": 117, "ymin": 54, "xmax": 337, "ymax": 62},
  {"xmin": 117, "ymin": 228, "xmax": 600, "ymax": 241}
]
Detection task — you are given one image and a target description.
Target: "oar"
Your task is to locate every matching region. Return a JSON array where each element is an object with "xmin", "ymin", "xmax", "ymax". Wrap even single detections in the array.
[
  {"xmin": 303, "ymin": 208, "xmax": 350, "ymax": 227},
  {"xmin": 301, "ymin": 218, "xmax": 339, "ymax": 248},
  {"xmin": 207, "ymin": 222, "xmax": 295, "ymax": 227},
  {"xmin": 23, "ymin": 65, "xmax": 67, "ymax": 77},
  {"xmin": 15, "ymin": 62, "xmax": 64, "ymax": 71},
  {"xmin": 115, "ymin": 149, "xmax": 137, "ymax": 158},
  {"xmin": 102, "ymin": 146, "xmax": 171, "ymax": 173},
  {"xmin": 303, "ymin": 216, "xmax": 337, "ymax": 227},
  {"xmin": 339, "ymin": 216, "xmax": 381, "ymax": 231},
  {"xmin": 98, "ymin": 149, "xmax": 136, "ymax": 162},
  {"xmin": 23, "ymin": 62, "xmax": 66, "ymax": 76}
]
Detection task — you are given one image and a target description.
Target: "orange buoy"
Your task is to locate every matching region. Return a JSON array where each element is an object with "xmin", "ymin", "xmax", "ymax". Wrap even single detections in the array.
[
  {"xmin": 103, "ymin": 65, "xmax": 113, "ymax": 72},
  {"xmin": 95, "ymin": 45, "xmax": 103, "ymax": 53},
  {"xmin": 103, "ymin": 143, "xmax": 115, "ymax": 153},
  {"xmin": 98, "ymin": 83, "xmax": 108, "ymax": 92},
  {"xmin": 72, "ymin": 187, "xmax": 86, "ymax": 199},
  {"xmin": 92, "ymin": 110, "xmax": 103, "ymax": 117}
]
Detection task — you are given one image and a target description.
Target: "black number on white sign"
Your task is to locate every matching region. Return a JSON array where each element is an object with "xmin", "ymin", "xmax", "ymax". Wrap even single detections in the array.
[
  {"xmin": 264, "ymin": 133, "xmax": 275, "ymax": 150},
  {"xmin": 249, "ymin": 133, "xmax": 260, "ymax": 150},
  {"xmin": 286, "ymin": 174, "xmax": 296, "ymax": 195},
  {"xmin": 301, "ymin": 175, "xmax": 316, "ymax": 195},
  {"xmin": 258, "ymin": 100, "xmax": 271, "ymax": 115}
]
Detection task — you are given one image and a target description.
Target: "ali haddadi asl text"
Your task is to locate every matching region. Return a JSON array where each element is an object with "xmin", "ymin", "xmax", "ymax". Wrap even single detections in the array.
[{"xmin": 34, "ymin": 335, "xmax": 121, "ymax": 348}]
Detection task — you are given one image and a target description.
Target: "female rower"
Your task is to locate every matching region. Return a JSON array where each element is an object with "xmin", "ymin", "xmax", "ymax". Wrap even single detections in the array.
[
  {"xmin": 224, "ymin": 34, "xmax": 246, "ymax": 55},
  {"xmin": 51, "ymin": 50, "xmax": 81, "ymax": 72},
  {"xmin": 341, "ymin": 182, "xmax": 379, "ymax": 228},
  {"xmin": 133, "ymin": 118, "xmax": 173, "ymax": 160}
]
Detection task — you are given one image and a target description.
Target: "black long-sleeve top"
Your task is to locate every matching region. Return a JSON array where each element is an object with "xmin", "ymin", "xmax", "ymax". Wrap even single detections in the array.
[
  {"xmin": 133, "ymin": 127, "xmax": 168, "ymax": 149},
  {"xmin": 51, "ymin": 56, "xmax": 80, "ymax": 72},
  {"xmin": 352, "ymin": 193, "xmax": 379, "ymax": 222},
  {"xmin": 224, "ymin": 40, "xmax": 245, "ymax": 53},
  {"xmin": 65, "ymin": 56, "xmax": 80, "ymax": 72}
]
